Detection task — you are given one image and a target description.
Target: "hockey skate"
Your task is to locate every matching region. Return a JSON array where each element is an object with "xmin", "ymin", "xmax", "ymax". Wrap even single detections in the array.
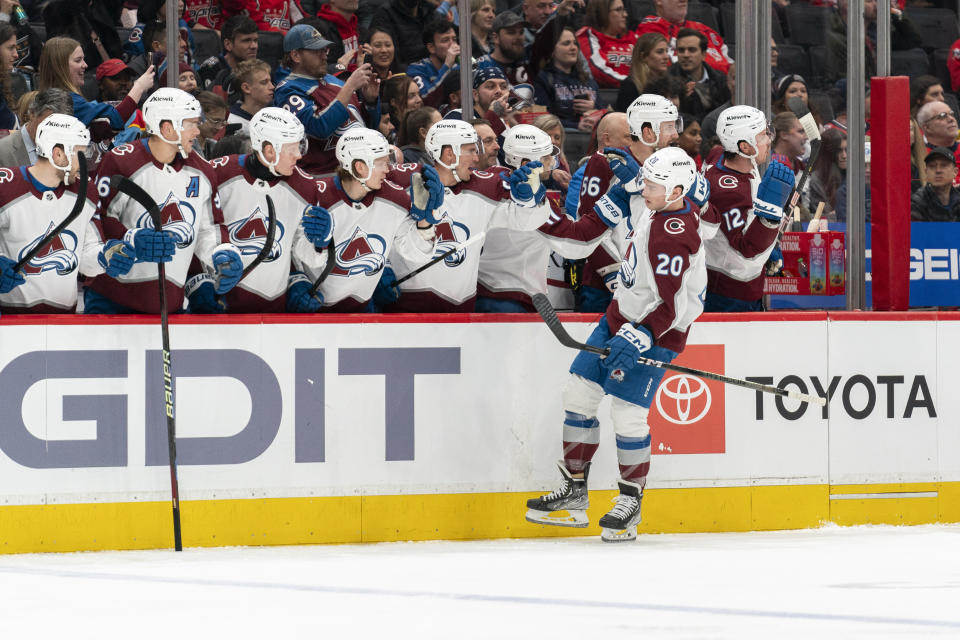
[
  {"xmin": 525, "ymin": 462, "xmax": 590, "ymax": 528},
  {"xmin": 599, "ymin": 479, "xmax": 643, "ymax": 542}
]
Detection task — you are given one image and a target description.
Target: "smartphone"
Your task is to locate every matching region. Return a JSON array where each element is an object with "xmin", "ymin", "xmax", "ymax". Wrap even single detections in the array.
[
  {"xmin": 363, "ymin": 53, "xmax": 373, "ymax": 66},
  {"xmin": 574, "ymin": 93, "xmax": 590, "ymax": 100}
]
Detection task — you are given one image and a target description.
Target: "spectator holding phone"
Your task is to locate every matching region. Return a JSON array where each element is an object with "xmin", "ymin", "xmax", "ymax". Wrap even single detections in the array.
[
  {"xmin": 534, "ymin": 26, "xmax": 602, "ymax": 130},
  {"xmin": 366, "ymin": 27, "xmax": 403, "ymax": 82}
]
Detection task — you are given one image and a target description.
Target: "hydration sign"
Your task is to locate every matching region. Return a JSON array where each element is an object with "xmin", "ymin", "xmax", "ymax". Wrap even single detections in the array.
[{"xmin": 771, "ymin": 222, "xmax": 960, "ymax": 308}]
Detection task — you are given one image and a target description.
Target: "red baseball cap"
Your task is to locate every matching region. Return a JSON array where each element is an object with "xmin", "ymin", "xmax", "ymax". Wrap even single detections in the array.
[{"xmin": 96, "ymin": 59, "xmax": 132, "ymax": 83}]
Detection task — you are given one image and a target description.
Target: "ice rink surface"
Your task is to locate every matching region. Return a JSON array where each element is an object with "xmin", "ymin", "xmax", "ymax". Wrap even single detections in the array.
[{"xmin": 1, "ymin": 524, "xmax": 958, "ymax": 639}]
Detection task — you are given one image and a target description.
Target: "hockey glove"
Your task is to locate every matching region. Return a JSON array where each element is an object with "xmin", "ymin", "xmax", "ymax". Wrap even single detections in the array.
[
  {"xmin": 210, "ymin": 245, "xmax": 244, "ymax": 294},
  {"xmin": 604, "ymin": 147, "xmax": 641, "ymax": 185},
  {"xmin": 0, "ymin": 255, "xmax": 25, "ymax": 294},
  {"xmin": 501, "ymin": 161, "xmax": 546, "ymax": 208},
  {"xmin": 184, "ymin": 274, "xmax": 226, "ymax": 313},
  {"xmin": 766, "ymin": 245, "xmax": 784, "ymax": 276},
  {"xmin": 302, "ymin": 205, "xmax": 334, "ymax": 249},
  {"xmin": 286, "ymin": 273, "xmax": 324, "ymax": 312},
  {"xmin": 372, "ymin": 266, "xmax": 400, "ymax": 307},
  {"xmin": 409, "ymin": 165, "xmax": 445, "ymax": 225},
  {"xmin": 687, "ymin": 171, "xmax": 710, "ymax": 208},
  {"xmin": 125, "ymin": 228, "xmax": 176, "ymax": 263},
  {"xmin": 98, "ymin": 238, "xmax": 136, "ymax": 278},
  {"xmin": 754, "ymin": 160, "xmax": 795, "ymax": 223},
  {"xmin": 598, "ymin": 263, "xmax": 620, "ymax": 293},
  {"xmin": 602, "ymin": 323, "xmax": 653, "ymax": 374},
  {"xmin": 593, "ymin": 183, "xmax": 630, "ymax": 228}
]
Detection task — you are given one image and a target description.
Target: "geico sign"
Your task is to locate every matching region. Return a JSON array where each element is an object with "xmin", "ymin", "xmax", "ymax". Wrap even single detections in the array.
[
  {"xmin": 746, "ymin": 374, "xmax": 937, "ymax": 420},
  {"xmin": 0, "ymin": 348, "xmax": 459, "ymax": 469}
]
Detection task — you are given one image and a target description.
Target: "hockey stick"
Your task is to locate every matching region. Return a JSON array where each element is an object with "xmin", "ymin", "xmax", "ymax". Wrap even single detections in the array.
[
  {"xmin": 109, "ymin": 175, "xmax": 184, "ymax": 552},
  {"xmin": 13, "ymin": 153, "xmax": 89, "ymax": 272},
  {"xmin": 783, "ymin": 97, "xmax": 822, "ymax": 228},
  {"xmin": 531, "ymin": 293, "xmax": 826, "ymax": 406},
  {"xmin": 238, "ymin": 194, "xmax": 277, "ymax": 281},
  {"xmin": 394, "ymin": 231, "xmax": 486, "ymax": 286},
  {"xmin": 307, "ymin": 237, "xmax": 336, "ymax": 296}
]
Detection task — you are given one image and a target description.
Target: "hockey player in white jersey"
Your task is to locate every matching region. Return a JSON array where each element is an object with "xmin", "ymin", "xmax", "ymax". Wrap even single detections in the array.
[
  {"xmin": 85, "ymin": 88, "xmax": 244, "ymax": 314},
  {"xmin": 290, "ymin": 127, "xmax": 443, "ymax": 312},
  {"xmin": 0, "ymin": 114, "xmax": 168, "ymax": 313},
  {"xmin": 198, "ymin": 107, "xmax": 321, "ymax": 313},
  {"xmin": 381, "ymin": 120, "xmax": 554, "ymax": 312},
  {"xmin": 526, "ymin": 147, "xmax": 707, "ymax": 542}
]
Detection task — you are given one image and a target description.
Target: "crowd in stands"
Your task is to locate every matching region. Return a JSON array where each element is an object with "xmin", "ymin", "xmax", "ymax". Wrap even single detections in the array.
[{"xmin": 0, "ymin": 0, "xmax": 958, "ymax": 316}]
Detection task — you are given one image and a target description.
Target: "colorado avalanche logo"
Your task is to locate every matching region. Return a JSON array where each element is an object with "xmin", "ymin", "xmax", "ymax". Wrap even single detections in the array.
[
  {"xmin": 618, "ymin": 234, "xmax": 638, "ymax": 289},
  {"xmin": 433, "ymin": 217, "xmax": 470, "ymax": 267},
  {"xmin": 19, "ymin": 223, "xmax": 78, "ymax": 276},
  {"xmin": 136, "ymin": 192, "xmax": 197, "ymax": 248},
  {"xmin": 330, "ymin": 227, "xmax": 386, "ymax": 276},
  {"xmin": 226, "ymin": 207, "xmax": 284, "ymax": 261}
]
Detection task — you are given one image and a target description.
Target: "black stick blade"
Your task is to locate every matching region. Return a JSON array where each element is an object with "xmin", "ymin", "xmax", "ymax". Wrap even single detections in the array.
[{"xmin": 531, "ymin": 294, "xmax": 608, "ymax": 356}]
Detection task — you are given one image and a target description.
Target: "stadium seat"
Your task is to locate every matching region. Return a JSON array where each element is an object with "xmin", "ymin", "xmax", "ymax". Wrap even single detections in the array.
[
  {"xmin": 257, "ymin": 31, "xmax": 284, "ymax": 71},
  {"xmin": 687, "ymin": 2, "xmax": 720, "ymax": 33},
  {"xmin": 808, "ymin": 91, "xmax": 834, "ymax": 125},
  {"xmin": 81, "ymin": 73, "xmax": 98, "ymax": 101},
  {"xmin": 628, "ymin": 0, "xmax": 656, "ymax": 29},
  {"xmin": 903, "ymin": 8, "xmax": 959, "ymax": 51},
  {"xmin": 785, "ymin": 5, "xmax": 831, "ymax": 47},
  {"xmin": 564, "ymin": 130, "xmax": 591, "ymax": 164},
  {"xmin": 807, "ymin": 45, "xmax": 829, "ymax": 90},
  {"xmin": 932, "ymin": 48, "xmax": 953, "ymax": 91},
  {"xmin": 719, "ymin": 3, "xmax": 781, "ymax": 45},
  {"xmin": 775, "ymin": 44, "xmax": 812, "ymax": 82},
  {"xmin": 891, "ymin": 48, "xmax": 931, "ymax": 79},
  {"xmin": 28, "ymin": 22, "xmax": 45, "ymax": 43},
  {"xmin": 191, "ymin": 28, "xmax": 221, "ymax": 62},
  {"xmin": 597, "ymin": 88, "xmax": 619, "ymax": 108}
]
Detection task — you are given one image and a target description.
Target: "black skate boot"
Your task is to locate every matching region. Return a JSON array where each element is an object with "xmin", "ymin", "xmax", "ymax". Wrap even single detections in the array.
[
  {"xmin": 599, "ymin": 479, "xmax": 643, "ymax": 542},
  {"xmin": 525, "ymin": 461, "xmax": 590, "ymax": 528}
]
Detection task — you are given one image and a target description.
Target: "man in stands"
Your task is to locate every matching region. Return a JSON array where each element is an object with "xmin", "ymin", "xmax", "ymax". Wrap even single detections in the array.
[
  {"xmin": 918, "ymin": 101, "xmax": 960, "ymax": 185},
  {"xmin": 228, "ymin": 59, "xmax": 275, "ymax": 135},
  {"xmin": 669, "ymin": 28, "xmax": 729, "ymax": 123},
  {"xmin": 197, "ymin": 15, "xmax": 260, "ymax": 93},
  {"xmin": 635, "ymin": 0, "xmax": 731, "ymax": 74},
  {"xmin": 911, "ymin": 147, "xmax": 960, "ymax": 222},
  {"xmin": 407, "ymin": 18, "xmax": 460, "ymax": 105},
  {"xmin": 273, "ymin": 23, "xmax": 380, "ymax": 176}
]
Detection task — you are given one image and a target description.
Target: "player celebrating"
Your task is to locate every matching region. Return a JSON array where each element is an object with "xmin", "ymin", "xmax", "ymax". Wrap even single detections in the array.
[
  {"xmin": 526, "ymin": 147, "xmax": 706, "ymax": 543},
  {"xmin": 0, "ymin": 115, "xmax": 164, "ymax": 313},
  {"xmin": 289, "ymin": 127, "xmax": 443, "ymax": 312},
  {"xmin": 197, "ymin": 107, "xmax": 320, "ymax": 313},
  {"xmin": 703, "ymin": 106, "xmax": 795, "ymax": 312},
  {"xmin": 85, "ymin": 88, "xmax": 244, "ymax": 314},
  {"xmin": 383, "ymin": 120, "xmax": 553, "ymax": 312}
]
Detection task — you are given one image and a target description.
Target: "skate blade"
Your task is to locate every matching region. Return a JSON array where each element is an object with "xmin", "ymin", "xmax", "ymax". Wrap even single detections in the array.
[
  {"xmin": 601, "ymin": 526, "xmax": 637, "ymax": 542},
  {"xmin": 525, "ymin": 508, "xmax": 589, "ymax": 528}
]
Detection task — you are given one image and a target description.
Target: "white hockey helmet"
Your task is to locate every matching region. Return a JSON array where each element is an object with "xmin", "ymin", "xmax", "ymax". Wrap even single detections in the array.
[
  {"xmin": 34, "ymin": 113, "xmax": 91, "ymax": 185},
  {"xmin": 424, "ymin": 119, "xmax": 479, "ymax": 181},
  {"xmin": 501, "ymin": 124, "xmax": 557, "ymax": 170},
  {"xmin": 142, "ymin": 87, "xmax": 203, "ymax": 158},
  {"xmin": 335, "ymin": 127, "xmax": 390, "ymax": 191},
  {"xmin": 249, "ymin": 107, "xmax": 307, "ymax": 175},
  {"xmin": 716, "ymin": 105, "xmax": 772, "ymax": 162},
  {"xmin": 626, "ymin": 94, "xmax": 682, "ymax": 147},
  {"xmin": 642, "ymin": 147, "xmax": 697, "ymax": 205}
]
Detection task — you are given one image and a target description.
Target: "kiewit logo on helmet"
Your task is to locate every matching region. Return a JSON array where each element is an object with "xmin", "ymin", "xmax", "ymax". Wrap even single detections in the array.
[
  {"xmin": 725, "ymin": 114, "xmax": 751, "ymax": 121},
  {"xmin": 515, "ymin": 134, "xmax": 536, "ymax": 140},
  {"xmin": 648, "ymin": 344, "xmax": 725, "ymax": 455}
]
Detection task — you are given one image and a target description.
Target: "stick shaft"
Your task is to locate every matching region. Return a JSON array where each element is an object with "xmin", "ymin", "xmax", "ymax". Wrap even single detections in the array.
[
  {"xmin": 395, "ymin": 232, "xmax": 486, "ymax": 286},
  {"xmin": 157, "ymin": 263, "xmax": 183, "ymax": 551}
]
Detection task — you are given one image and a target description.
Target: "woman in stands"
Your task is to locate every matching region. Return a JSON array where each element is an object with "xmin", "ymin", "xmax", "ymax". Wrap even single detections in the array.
[
  {"xmin": 534, "ymin": 26, "xmax": 602, "ymax": 130},
  {"xmin": 398, "ymin": 106, "xmax": 441, "ymax": 165},
  {"xmin": 910, "ymin": 75, "xmax": 946, "ymax": 120},
  {"xmin": 771, "ymin": 74, "xmax": 821, "ymax": 128},
  {"xmin": 471, "ymin": 0, "xmax": 496, "ymax": 56},
  {"xmin": 808, "ymin": 127, "xmax": 846, "ymax": 220},
  {"xmin": 383, "ymin": 74, "xmax": 423, "ymax": 140},
  {"xmin": 532, "ymin": 113, "xmax": 572, "ymax": 192},
  {"xmin": 615, "ymin": 33, "xmax": 669, "ymax": 112},
  {"xmin": 576, "ymin": 0, "xmax": 637, "ymax": 89},
  {"xmin": 366, "ymin": 27, "xmax": 404, "ymax": 82},
  {"xmin": 37, "ymin": 37, "xmax": 155, "ymax": 142},
  {"xmin": 0, "ymin": 23, "xmax": 19, "ymax": 129}
]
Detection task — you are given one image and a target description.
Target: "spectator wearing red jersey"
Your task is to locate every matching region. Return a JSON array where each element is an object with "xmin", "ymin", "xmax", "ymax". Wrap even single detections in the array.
[
  {"xmin": 576, "ymin": 0, "xmax": 636, "ymax": 89},
  {"xmin": 222, "ymin": 0, "xmax": 304, "ymax": 33},
  {"xmin": 635, "ymin": 0, "xmax": 731, "ymax": 74}
]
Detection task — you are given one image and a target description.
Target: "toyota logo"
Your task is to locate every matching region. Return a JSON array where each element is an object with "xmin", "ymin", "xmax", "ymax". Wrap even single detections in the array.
[{"xmin": 656, "ymin": 374, "xmax": 711, "ymax": 425}]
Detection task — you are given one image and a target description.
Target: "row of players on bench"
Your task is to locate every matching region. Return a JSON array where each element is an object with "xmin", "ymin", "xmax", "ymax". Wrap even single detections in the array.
[{"xmin": 0, "ymin": 87, "xmax": 792, "ymax": 315}]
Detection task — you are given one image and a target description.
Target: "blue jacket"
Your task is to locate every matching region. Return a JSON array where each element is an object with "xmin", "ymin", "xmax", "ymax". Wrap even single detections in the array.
[{"xmin": 407, "ymin": 57, "xmax": 457, "ymax": 98}]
